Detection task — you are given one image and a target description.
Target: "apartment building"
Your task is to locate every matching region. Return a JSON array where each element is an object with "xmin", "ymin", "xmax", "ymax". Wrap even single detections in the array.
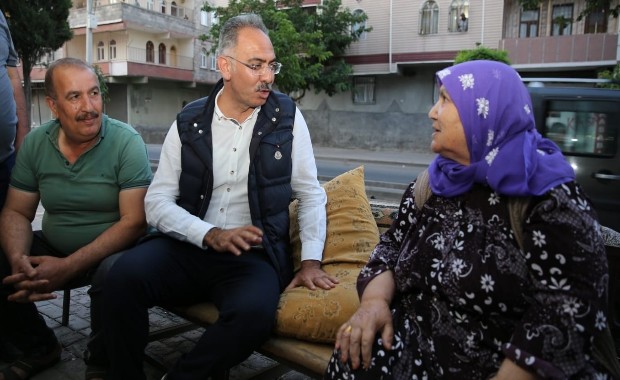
[
  {"xmin": 27, "ymin": 0, "xmax": 619, "ymax": 151},
  {"xmin": 30, "ymin": 0, "xmax": 221, "ymax": 142},
  {"xmin": 297, "ymin": 0, "xmax": 619, "ymax": 151}
]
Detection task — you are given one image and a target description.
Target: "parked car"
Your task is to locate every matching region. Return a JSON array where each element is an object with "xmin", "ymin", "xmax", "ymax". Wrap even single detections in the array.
[{"xmin": 528, "ymin": 85, "xmax": 620, "ymax": 232}]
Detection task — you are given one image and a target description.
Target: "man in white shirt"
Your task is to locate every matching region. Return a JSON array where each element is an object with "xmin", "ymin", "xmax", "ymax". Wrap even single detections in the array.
[{"xmin": 102, "ymin": 13, "xmax": 338, "ymax": 380}]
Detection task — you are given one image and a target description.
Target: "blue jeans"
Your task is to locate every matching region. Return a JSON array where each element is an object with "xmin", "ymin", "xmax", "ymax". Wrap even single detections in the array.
[{"xmin": 103, "ymin": 235, "xmax": 281, "ymax": 380}]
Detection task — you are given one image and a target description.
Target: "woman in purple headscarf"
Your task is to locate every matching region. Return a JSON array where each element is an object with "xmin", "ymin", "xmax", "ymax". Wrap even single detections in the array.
[{"xmin": 324, "ymin": 60, "xmax": 610, "ymax": 379}]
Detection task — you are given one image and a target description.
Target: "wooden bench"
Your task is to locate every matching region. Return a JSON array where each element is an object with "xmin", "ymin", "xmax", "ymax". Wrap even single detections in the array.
[{"xmin": 150, "ymin": 202, "xmax": 620, "ymax": 379}]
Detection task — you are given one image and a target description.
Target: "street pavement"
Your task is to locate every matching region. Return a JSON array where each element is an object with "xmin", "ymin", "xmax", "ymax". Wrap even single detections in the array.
[{"xmin": 0, "ymin": 146, "xmax": 435, "ymax": 380}]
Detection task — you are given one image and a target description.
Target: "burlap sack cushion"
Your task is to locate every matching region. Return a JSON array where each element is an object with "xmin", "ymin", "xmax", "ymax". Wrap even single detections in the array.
[{"xmin": 275, "ymin": 166, "xmax": 380, "ymax": 343}]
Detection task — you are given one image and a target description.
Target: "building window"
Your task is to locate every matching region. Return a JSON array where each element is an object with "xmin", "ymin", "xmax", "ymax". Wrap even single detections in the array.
[
  {"xmin": 519, "ymin": 7, "xmax": 539, "ymax": 37},
  {"xmin": 97, "ymin": 41, "xmax": 105, "ymax": 61},
  {"xmin": 159, "ymin": 43, "xmax": 166, "ymax": 64},
  {"xmin": 146, "ymin": 41, "xmax": 154, "ymax": 63},
  {"xmin": 584, "ymin": 1, "xmax": 608, "ymax": 34},
  {"xmin": 146, "ymin": 0, "xmax": 153, "ymax": 10},
  {"xmin": 201, "ymin": 10, "xmax": 217, "ymax": 27},
  {"xmin": 351, "ymin": 9, "xmax": 367, "ymax": 40},
  {"xmin": 171, "ymin": 1, "xmax": 178, "ymax": 16},
  {"xmin": 420, "ymin": 1, "xmax": 439, "ymax": 35},
  {"xmin": 352, "ymin": 76, "xmax": 376, "ymax": 105},
  {"xmin": 109, "ymin": 40, "xmax": 117, "ymax": 60},
  {"xmin": 161, "ymin": 0, "xmax": 166, "ymax": 13},
  {"xmin": 551, "ymin": 4, "xmax": 573, "ymax": 36},
  {"xmin": 449, "ymin": 0, "xmax": 469, "ymax": 32},
  {"xmin": 209, "ymin": 54, "xmax": 217, "ymax": 70},
  {"xmin": 200, "ymin": 48, "xmax": 208, "ymax": 68}
]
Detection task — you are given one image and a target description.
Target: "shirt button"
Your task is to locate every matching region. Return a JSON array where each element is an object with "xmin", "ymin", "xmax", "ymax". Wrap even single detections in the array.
[
  {"xmin": 230, "ymin": 170, "xmax": 234, "ymax": 175},
  {"xmin": 200, "ymin": 195, "xmax": 204, "ymax": 199},
  {"xmin": 226, "ymin": 188, "xmax": 231, "ymax": 192},
  {"xmin": 233, "ymin": 148, "xmax": 237, "ymax": 152},
  {"xmin": 239, "ymin": 126, "xmax": 242, "ymax": 130},
  {"xmin": 271, "ymin": 117, "xmax": 276, "ymax": 122},
  {"xmin": 219, "ymin": 208, "xmax": 224, "ymax": 213}
]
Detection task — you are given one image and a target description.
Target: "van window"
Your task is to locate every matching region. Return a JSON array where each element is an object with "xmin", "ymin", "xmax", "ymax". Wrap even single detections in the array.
[{"xmin": 542, "ymin": 100, "xmax": 618, "ymax": 157}]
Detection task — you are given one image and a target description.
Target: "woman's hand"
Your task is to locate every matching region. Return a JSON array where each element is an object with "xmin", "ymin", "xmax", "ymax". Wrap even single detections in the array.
[{"xmin": 335, "ymin": 299, "xmax": 393, "ymax": 370}]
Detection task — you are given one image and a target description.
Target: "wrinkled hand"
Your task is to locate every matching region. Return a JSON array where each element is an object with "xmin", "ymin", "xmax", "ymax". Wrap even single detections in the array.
[
  {"xmin": 335, "ymin": 298, "xmax": 393, "ymax": 370},
  {"xmin": 3, "ymin": 255, "xmax": 71, "ymax": 303},
  {"xmin": 204, "ymin": 225, "xmax": 263, "ymax": 256},
  {"xmin": 285, "ymin": 260, "xmax": 339, "ymax": 291}
]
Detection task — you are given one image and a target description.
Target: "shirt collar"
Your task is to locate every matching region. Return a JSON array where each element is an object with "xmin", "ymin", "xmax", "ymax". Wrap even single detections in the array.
[{"xmin": 213, "ymin": 88, "xmax": 261, "ymax": 124}]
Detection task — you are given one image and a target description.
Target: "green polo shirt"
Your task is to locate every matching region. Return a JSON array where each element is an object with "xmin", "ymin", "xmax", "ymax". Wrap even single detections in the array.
[{"xmin": 11, "ymin": 115, "xmax": 153, "ymax": 255}]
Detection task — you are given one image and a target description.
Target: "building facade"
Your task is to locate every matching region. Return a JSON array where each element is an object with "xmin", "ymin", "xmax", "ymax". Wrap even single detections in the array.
[{"xmin": 27, "ymin": 0, "xmax": 619, "ymax": 152}]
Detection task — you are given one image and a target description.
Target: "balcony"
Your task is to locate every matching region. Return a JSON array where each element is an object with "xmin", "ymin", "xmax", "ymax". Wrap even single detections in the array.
[
  {"xmin": 70, "ymin": 0, "xmax": 195, "ymax": 38},
  {"xmin": 500, "ymin": 34, "xmax": 618, "ymax": 69},
  {"xmin": 28, "ymin": 44, "xmax": 195, "ymax": 83}
]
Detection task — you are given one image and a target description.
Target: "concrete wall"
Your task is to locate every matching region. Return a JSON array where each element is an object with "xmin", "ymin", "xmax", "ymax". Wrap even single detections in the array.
[
  {"xmin": 298, "ymin": 66, "xmax": 442, "ymax": 153},
  {"xmin": 127, "ymin": 80, "xmax": 213, "ymax": 143}
]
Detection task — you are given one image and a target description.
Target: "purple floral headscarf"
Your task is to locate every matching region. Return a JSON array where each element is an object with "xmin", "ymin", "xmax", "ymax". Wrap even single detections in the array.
[{"xmin": 428, "ymin": 60, "xmax": 575, "ymax": 197}]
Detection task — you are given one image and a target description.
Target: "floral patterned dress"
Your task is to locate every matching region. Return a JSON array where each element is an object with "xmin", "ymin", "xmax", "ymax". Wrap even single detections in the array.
[{"xmin": 325, "ymin": 180, "xmax": 610, "ymax": 379}]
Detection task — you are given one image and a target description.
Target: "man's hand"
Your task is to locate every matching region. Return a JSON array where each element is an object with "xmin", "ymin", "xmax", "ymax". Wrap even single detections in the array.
[
  {"xmin": 285, "ymin": 260, "xmax": 339, "ymax": 290},
  {"xmin": 203, "ymin": 225, "xmax": 263, "ymax": 255},
  {"xmin": 2, "ymin": 255, "xmax": 65, "ymax": 303}
]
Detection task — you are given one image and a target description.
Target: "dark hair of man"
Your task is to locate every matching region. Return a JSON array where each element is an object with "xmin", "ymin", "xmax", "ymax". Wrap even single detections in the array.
[
  {"xmin": 44, "ymin": 57, "xmax": 96, "ymax": 99},
  {"xmin": 216, "ymin": 13, "xmax": 269, "ymax": 56}
]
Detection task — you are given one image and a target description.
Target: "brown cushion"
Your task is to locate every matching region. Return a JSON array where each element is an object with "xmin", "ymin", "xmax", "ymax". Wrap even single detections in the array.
[{"xmin": 275, "ymin": 166, "xmax": 379, "ymax": 343}]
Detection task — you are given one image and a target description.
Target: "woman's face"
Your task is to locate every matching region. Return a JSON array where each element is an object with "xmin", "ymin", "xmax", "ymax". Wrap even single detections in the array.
[{"xmin": 428, "ymin": 85, "xmax": 470, "ymax": 165}]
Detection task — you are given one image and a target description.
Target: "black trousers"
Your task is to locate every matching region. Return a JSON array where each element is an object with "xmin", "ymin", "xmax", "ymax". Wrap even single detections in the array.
[
  {"xmin": 0, "ymin": 231, "xmax": 123, "ymax": 365},
  {"xmin": 103, "ymin": 235, "xmax": 281, "ymax": 380}
]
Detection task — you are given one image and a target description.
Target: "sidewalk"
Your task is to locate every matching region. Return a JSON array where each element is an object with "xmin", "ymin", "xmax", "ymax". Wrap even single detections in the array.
[{"xmin": 311, "ymin": 146, "xmax": 435, "ymax": 168}]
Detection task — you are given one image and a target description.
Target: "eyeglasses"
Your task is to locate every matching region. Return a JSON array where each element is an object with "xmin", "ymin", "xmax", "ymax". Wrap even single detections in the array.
[{"xmin": 224, "ymin": 56, "xmax": 282, "ymax": 76}]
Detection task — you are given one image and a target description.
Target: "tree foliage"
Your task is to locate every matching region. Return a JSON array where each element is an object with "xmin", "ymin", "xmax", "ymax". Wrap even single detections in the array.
[
  {"xmin": 92, "ymin": 64, "xmax": 110, "ymax": 104},
  {"xmin": 597, "ymin": 63, "xmax": 620, "ymax": 89},
  {"xmin": 454, "ymin": 46, "xmax": 511, "ymax": 65},
  {"xmin": 202, "ymin": 0, "xmax": 371, "ymax": 100},
  {"xmin": 0, "ymin": 0, "xmax": 73, "ymax": 112}
]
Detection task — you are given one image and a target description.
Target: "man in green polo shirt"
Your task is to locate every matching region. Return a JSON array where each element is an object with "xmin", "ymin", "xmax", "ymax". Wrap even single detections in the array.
[{"xmin": 0, "ymin": 57, "xmax": 152, "ymax": 380}]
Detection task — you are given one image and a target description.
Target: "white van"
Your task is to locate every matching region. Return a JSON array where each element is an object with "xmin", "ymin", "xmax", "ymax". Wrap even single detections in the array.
[{"xmin": 528, "ymin": 86, "xmax": 620, "ymax": 232}]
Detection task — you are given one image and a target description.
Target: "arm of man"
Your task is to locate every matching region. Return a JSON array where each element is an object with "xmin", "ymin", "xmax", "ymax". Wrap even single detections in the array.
[
  {"xmin": 0, "ymin": 187, "xmax": 41, "ymax": 286},
  {"xmin": 7, "ymin": 66, "xmax": 30, "ymax": 151},
  {"xmin": 285, "ymin": 108, "xmax": 338, "ymax": 291},
  {"xmin": 147, "ymin": 123, "xmax": 266, "ymax": 253},
  {"xmin": 6, "ymin": 187, "xmax": 147, "ymax": 302}
]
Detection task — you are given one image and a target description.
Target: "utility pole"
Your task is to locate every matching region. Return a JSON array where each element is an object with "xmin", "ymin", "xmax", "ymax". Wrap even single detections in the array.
[{"xmin": 85, "ymin": 0, "xmax": 97, "ymax": 64}]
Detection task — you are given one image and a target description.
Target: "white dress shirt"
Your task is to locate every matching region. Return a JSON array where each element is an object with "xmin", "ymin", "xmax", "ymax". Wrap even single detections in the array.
[{"xmin": 145, "ymin": 91, "xmax": 327, "ymax": 262}]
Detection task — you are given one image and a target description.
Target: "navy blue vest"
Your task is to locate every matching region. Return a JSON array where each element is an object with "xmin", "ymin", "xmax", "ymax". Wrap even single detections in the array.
[{"xmin": 175, "ymin": 79, "xmax": 296, "ymax": 289}]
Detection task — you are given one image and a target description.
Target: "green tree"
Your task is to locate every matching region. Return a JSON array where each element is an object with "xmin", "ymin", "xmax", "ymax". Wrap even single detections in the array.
[
  {"xmin": 202, "ymin": 0, "xmax": 371, "ymax": 100},
  {"xmin": 454, "ymin": 46, "xmax": 511, "ymax": 65},
  {"xmin": 597, "ymin": 63, "xmax": 620, "ymax": 89},
  {"xmin": 0, "ymin": 0, "xmax": 73, "ymax": 112}
]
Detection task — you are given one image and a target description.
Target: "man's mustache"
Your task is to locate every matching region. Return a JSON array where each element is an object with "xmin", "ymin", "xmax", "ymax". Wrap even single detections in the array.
[
  {"xmin": 257, "ymin": 83, "xmax": 272, "ymax": 91},
  {"xmin": 76, "ymin": 111, "xmax": 100, "ymax": 121}
]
